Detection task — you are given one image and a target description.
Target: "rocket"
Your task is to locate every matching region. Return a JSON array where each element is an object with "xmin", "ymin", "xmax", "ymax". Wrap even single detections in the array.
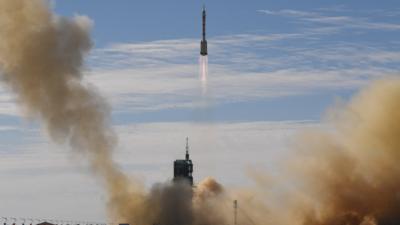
[{"xmin": 200, "ymin": 5, "xmax": 208, "ymax": 56}]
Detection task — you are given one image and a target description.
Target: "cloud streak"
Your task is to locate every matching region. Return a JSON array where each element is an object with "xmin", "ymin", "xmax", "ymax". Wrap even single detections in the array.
[
  {"xmin": 258, "ymin": 8, "xmax": 400, "ymax": 31},
  {"xmin": 85, "ymin": 35, "xmax": 400, "ymax": 114},
  {"xmin": 0, "ymin": 7, "xmax": 398, "ymax": 119}
]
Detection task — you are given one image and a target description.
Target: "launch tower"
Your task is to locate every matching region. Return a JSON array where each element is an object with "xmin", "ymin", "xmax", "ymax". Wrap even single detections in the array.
[{"xmin": 173, "ymin": 137, "xmax": 194, "ymax": 186}]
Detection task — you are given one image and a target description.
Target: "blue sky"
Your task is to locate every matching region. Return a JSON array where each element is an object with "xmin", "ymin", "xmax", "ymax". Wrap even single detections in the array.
[
  {"xmin": 0, "ymin": 0, "xmax": 400, "ymax": 221},
  {"xmin": 51, "ymin": 0, "xmax": 400, "ymax": 122},
  {"xmin": 53, "ymin": 0, "xmax": 400, "ymax": 45},
  {"xmin": 52, "ymin": 0, "xmax": 400, "ymax": 123}
]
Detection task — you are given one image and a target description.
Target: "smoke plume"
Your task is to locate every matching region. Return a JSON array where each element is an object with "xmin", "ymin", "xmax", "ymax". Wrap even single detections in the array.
[
  {"xmin": 0, "ymin": 0, "xmax": 140, "ymax": 223},
  {"xmin": 288, "ymin": 79, "xmax": 400, "ymax": 225},
  {"xmin": 232, "ymin": 79, "xmax": 400, "ymax": 225}
]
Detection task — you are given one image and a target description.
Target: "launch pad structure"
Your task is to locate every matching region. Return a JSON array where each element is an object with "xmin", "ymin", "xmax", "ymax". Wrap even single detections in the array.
[{"xmin": 173, "ymin": 137, "xmax": 194, "ymax": 186}]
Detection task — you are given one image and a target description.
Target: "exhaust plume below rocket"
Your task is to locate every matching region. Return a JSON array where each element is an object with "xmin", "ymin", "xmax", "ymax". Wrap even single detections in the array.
[{"xmin": 199, "ymin": 56, "xmax": 208, "ymax": 96}]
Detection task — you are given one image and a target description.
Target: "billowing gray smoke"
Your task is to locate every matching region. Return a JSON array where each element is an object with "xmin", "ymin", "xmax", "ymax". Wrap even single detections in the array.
[
  {"xmin": 229, "ymin": 79, "xmax": 400, "ymax": 225},
  {"xmin": 0, "ymin": 0, "xmax": 133, "ymax": 221}
]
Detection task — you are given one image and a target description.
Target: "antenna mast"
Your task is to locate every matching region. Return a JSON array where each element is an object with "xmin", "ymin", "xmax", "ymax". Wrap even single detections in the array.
[
  {"xmin": 185, "ymin": 137, "xmax": 189, "ymax": 160},
  {"xmin": 234, "ymin": 200, "xmax": 238, "ymax": 225}
]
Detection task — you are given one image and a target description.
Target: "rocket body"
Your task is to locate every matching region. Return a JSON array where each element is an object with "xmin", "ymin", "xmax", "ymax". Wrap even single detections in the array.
[{"xmin": 200, "ymin": 6, "xmax": 208, "ymax": 56}]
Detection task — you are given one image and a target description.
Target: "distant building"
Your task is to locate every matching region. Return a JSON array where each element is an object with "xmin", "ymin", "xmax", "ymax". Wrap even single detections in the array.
[
  {"xmin": 37, "ymin": 222, "xmax": 55, "ymax": 225},
  {"xmin": 173, "ymin": 137, "xmax": 194, "ymax": 186}
]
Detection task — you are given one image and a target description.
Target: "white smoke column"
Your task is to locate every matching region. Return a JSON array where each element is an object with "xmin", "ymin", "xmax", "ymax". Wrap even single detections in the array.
[{"xmin": 199, "ymin": 55, "xmax": 208, "ymax": 96}]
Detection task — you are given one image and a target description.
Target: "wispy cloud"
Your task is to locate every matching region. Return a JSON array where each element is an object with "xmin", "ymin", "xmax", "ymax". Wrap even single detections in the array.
[
  {"xmin": 0, "ymin": 30, "xmax": 398, "ymax": 117},
  {"xmin": 258, "ymin": 8, "xmax": 400, "ymax": 31},
  {"xmin": 82, "ymin": 29, "xmax": 400, "ymax": 114},
  {"xmin": 258, "ymin": 9, "xmax": 319, "ymax": 17},
  {"xmin": 0, "ymin": 7, "xmax": 399, "ymax": 118}
]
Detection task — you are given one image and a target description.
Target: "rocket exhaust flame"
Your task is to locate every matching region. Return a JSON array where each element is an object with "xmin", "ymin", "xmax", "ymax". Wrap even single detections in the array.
[
  {"xmin": 1, "ymin": 1, "xmax": 400, "ymax": 225},
  {"xmin": 199, "ymin": 56, "xmax": 208, "ymax": 96}
]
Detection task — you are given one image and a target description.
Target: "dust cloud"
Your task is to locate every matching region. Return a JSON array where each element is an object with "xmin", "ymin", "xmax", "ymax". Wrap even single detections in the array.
[{"xmin": 231, "ymin": 79, "xmax": 400, "ymax": 225}]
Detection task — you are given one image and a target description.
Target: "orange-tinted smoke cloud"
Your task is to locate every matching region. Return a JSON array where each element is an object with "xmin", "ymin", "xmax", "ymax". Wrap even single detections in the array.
[
  {"xmin": 0, "ymin": 0, "xmax": 143, "ymax": 223},
  {"xmin": 235, "ymin": 79, "xmax": 400, "ymax": 225},
  {"xmin": 289, "ymin": 79, "xmax": 400, "ymax": 225}
]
